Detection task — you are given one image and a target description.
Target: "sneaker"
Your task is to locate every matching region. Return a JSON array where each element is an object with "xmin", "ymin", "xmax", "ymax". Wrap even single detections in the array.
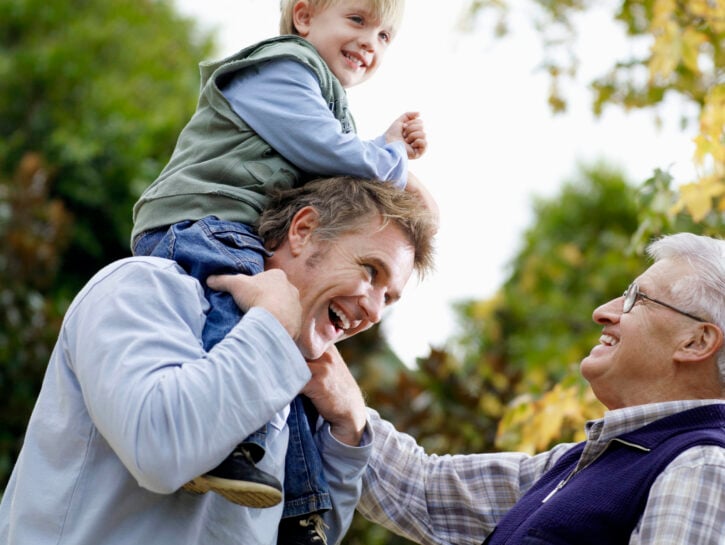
[
  {"xmin": 182, "ymin": 446, "xmax": 283, "ymax": 508},
  {"xmin": 277, "ymin": 513, "xmax": 328, "ymax": 545}
]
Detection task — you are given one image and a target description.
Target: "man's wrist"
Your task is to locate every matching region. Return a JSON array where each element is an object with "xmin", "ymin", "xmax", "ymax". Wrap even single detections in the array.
[{"xmin": 328, "ymin": 411, "xmax": 370, "ymax": 446}]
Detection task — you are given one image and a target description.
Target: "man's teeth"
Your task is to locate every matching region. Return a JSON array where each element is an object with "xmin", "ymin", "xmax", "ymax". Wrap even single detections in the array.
[
  {"xmin": 600, "ymin": 334, "xmax": 618, "ymax": 346},
  {"xmin": 330, "ymin": 304, "xmax": 351, "ymax": 330}
]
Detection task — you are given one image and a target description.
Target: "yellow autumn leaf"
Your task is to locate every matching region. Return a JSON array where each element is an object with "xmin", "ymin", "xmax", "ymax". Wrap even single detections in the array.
[
  {"xmin": 689, "ymin": 0, "xmax": 725, "ymax": 33},
  {"xmin": 531, "ymin": 407, "xmax": 564, "ymax": 451},
  {"xmin": 649, "ymin": 19, "xmax": 681, "ymax": 81},
  {"xmin": 652, "ymin": 0, "xmax": 676, "ymax": 24},
  {"xmin": 681, "ymin": 27, "xmax": 705, "ymax": 74},
  {"xmin": 699, "ymin": 87, "xmax": 725, "ymax": 134},
  {"xmin": 497, "ymin": 382, "xmax": 605, "ymax": 453},
  {"xmin": 676, "ymin": 176, "xmax": 725, "ymax": 221}
]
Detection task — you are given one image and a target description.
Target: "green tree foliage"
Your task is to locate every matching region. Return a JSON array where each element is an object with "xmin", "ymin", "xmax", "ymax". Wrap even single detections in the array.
[
  {"xmin": 0, "ymin": 0, "xmax": 213, "ymax": 287},
  {"xmin": 0, "ymin": 0, "xmax": 213, "ymax": 488},
  {"xmin": 463, "ymin": 0, "xmax": 725, "ymax": 233},
  {"xmin": 0, "ymin": 154, "xmax": 72, "ymax": 481}
]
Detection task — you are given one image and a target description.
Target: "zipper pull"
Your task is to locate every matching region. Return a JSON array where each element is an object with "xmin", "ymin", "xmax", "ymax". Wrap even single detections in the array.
[{"xmin": 541, "ymin": 479, "xmax": 566, "ymax": 503}]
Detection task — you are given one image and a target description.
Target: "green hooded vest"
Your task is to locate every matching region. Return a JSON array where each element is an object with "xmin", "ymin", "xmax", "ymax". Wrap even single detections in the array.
[{"xmin": 131, "ymin": 35, "xmax": 355, "ymax": 244}]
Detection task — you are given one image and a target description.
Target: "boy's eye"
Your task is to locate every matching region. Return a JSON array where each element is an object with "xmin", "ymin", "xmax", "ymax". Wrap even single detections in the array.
[
  {"xmin": 348, "ymin": 15, "xmax": 364, "ymax": 25},
  {"xmin": 379, "ymin": 31, "xmax": 391, "ymax": 43}
]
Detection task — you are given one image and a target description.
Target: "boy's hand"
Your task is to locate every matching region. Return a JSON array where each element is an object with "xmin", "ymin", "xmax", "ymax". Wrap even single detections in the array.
[
  {"xmin": 302, "ymin": 345, "xmax": 367, "ymax": 446},
  {"xmin": 207, "ymin": 270, "xmax": 302, "ymax": 339},
  {"xmin": 402, "ymin": 112, "xmax": 427, "ymax": 159},
  {"xmin": 385, "ymin": 111, "xmax": 427, "ymax": 160}
]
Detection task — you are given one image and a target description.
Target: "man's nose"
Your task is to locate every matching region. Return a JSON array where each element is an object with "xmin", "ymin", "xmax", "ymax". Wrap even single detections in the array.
[
  {"xmin": 360, "ymin": 289, "xmax": 385, "ymax": 324},
  {"xmin": 592, "ymin": 296, "xmax": 623, "ymax": 325}
]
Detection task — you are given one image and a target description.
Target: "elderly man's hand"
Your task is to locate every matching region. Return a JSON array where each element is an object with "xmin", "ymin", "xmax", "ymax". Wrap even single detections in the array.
[
  {"xmin": 207, "ymin": 270, "xmax": 301, "ymax": 339},
  {"xmin": 302, "ymin": 345, "xmax": 367, "ymax": 446}
]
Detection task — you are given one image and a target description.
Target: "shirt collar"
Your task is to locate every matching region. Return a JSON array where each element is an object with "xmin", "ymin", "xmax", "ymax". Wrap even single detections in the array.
[{"xmin": 585, "ymin": 399, "xmax": 725, "ymax": 443}]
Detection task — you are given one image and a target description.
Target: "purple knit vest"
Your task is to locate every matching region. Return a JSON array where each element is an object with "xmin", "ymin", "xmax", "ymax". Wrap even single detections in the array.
[{"xmin": 483, "ymin": 404, "xmax": 725, "ymax": 545}]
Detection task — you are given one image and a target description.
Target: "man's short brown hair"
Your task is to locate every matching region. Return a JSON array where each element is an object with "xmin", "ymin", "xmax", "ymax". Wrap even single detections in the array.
[{"xmin": 258, "ymin": 176, "xmax": 435, "ymax": 278}]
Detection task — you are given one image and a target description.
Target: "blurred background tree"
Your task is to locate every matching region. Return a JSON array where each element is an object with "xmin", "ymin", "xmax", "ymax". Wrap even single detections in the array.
[
  {"xmin": 0, "ymin": 1, "xmax": 722, "ymax": 544},
  {"xmin": 461, "ymin": 0, "xmax": 724, "ymax": 239},
  {"xmin": 345, "ymin": 164, "xmax": 711, "ymax": 545},
  {"xmin": 0, "ymin": 0, "xmax": 213, "ymax": 486},
  {"xmin": 346, "ymin": 1, "xmax": 723, "ymax": 541}
]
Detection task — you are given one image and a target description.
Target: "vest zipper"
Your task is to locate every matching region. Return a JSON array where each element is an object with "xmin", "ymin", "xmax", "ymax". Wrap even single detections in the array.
[
  {"xmin": 541, "ymin": 437, "xmax": 649, "ymax": 503},
  {"xmin": 541, "ymin": 475, "xmax": 570, "ymax": 503}
]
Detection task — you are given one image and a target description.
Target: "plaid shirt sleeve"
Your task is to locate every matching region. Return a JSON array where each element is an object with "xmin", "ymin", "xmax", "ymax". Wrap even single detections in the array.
[
  {"xmin": 357, "ymin": 409, "xmax": 573, "ymax": 545},
  {"xmin": 631, "ymin": 445, "xmax": 725, "ymax": 545}
]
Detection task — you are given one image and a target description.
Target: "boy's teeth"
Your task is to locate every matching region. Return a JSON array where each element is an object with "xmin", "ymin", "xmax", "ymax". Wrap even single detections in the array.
[{"xmin": 345, "ymin": 53, "xmax": 362, "ymax": 66}]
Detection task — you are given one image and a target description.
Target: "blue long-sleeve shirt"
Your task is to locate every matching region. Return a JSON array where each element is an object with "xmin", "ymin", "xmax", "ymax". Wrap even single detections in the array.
[
  {"xmin": 0, "ymin": 257, "xmax": 371, "ymax": 545},
  {"xmin": 131, "ymin": 38, "xmax": 409, "ymax": 243},
  {"xmin": 221, "ymin": 58, "xmax": 407, "ymax": 186}
]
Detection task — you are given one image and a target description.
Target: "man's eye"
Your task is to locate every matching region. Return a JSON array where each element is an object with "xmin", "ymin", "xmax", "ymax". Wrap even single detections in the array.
[{"xmin": 364, "ymin": 264, "xmax": 377, "ymax": 280}]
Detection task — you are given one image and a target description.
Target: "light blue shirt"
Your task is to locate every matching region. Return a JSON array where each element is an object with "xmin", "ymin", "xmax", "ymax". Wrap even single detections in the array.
[
  {"xmin": 221, "ymin": 58, "xmax": 408, "ymax": 188},
  {"xmin": 0, "ymin": 257, "xmax": 371, "ymax": 545}
]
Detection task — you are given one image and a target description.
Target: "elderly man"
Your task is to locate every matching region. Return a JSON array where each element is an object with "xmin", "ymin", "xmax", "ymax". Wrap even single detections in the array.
[
  {"xmin": 356, "ymin": 232, "xmax": 724, "ymax": 545},
  {"xmin": 0, "ymin": 177, "xmax": 436, "ymax": 545}
]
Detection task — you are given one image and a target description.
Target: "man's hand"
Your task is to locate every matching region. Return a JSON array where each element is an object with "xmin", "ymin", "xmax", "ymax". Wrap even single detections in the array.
[
  {"xmin": 302, "ymin": 346, "xmax": 367, "ymax": 446},
  {"xmin": 207, "ymin": 270, "xmax": 302, "ymax": 339}
]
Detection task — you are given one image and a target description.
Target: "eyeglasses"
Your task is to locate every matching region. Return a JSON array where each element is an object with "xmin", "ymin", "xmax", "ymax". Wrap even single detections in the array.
[{"xmin": 622, "ymin": 282, "xmax": 707, "ymax": 323}]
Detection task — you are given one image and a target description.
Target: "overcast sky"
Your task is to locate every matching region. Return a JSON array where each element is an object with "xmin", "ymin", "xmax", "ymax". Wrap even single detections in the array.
[{"xmin": 174, "ymin": 0, "xmax": 697, "ymax": 366}]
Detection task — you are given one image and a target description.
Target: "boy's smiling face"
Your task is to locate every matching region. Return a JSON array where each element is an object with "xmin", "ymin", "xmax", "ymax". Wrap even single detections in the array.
[{"xmin": 292, "ymin": 0, "xmax": 397, "ymax": 88}]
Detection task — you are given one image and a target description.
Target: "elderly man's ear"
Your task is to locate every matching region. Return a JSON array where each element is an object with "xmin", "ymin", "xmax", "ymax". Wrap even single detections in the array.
[
  {"xmin": 674, "ymin": 322, "xmax": 724, "ymax": 364},
  {"xmin": 287, "ymin": 206, "xmax": 320, "ymax": 257}
]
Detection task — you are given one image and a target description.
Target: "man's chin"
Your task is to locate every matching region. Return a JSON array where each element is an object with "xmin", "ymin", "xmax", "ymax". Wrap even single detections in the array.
[{"xmin": 298, "ymin": 337, "xmax": 333, "ymax": 361}]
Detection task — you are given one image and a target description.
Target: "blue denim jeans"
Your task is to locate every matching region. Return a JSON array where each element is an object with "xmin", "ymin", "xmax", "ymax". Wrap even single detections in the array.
[{"xmin": 132, "ymin": 216, "xmax": 331, "ymax": 517}]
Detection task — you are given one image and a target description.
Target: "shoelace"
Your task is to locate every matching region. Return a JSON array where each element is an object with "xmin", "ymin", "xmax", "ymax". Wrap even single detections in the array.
[
  {"xmin": 231, "ymin": 446, "xmax": 256, "ymax": 465},
  {"xmin": 299, "ymin": 514, "xmax": 329, "ymax": 545}
]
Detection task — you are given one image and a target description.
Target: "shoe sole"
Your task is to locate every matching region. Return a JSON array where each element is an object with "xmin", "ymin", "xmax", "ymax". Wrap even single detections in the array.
[{"xmin": 182, "ymin": 476, "xmax": 282, "ymax": 508}]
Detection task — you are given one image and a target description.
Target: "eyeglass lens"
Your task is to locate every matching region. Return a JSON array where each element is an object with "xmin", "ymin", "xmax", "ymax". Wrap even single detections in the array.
[{"xmin": 622, "ymin": 283, "xmax": 637, "ymax": 313}]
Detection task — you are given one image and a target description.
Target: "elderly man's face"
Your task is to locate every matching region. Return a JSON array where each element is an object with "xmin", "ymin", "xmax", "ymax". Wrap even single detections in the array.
[
  {"xmin": 279, "ymin": 211, "xmax": 415, "ymax": 360},
  {"xmin": 580, "ymin": 259, "xmax": 700, "ymax": 409}
]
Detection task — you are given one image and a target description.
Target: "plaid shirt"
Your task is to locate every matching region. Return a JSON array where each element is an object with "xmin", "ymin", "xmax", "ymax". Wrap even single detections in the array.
[{"xmin": 358, "ymin": 400, "xmax": 725, "ymax": 545}]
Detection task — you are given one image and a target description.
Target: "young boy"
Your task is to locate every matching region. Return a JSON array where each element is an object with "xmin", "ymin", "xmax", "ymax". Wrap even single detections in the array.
[{"xmin": 131, "ymin": 0, "xmax": 432, "ymax": 541}]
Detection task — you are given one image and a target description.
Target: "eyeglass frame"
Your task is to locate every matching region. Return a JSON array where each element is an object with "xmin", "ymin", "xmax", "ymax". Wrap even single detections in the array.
[{"xmin": 622, "ymin": 282, "xmax": 707, "ymax": 323}]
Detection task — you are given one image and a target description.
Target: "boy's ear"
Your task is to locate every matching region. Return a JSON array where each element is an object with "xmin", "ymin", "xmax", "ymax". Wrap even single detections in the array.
[
  {"xmin": 287, "ymin": 206, "xmax": 319, "ymax": 256},
  {"xmin": 292, "ymin": 0, "xmax": 313, "ymax": 37}
]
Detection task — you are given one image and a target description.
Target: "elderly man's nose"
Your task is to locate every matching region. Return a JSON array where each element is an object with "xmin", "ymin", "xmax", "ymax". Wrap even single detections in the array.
[{"xmin": 593, "ymin": 296, "xmax": 623, "ymax": 324}]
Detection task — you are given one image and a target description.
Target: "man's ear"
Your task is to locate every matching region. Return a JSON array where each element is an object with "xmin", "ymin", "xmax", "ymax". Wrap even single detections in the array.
[
  {"xmin": 287, "ymin": 206, "xmax": 319, "ymax": 256},
  {"xmin": 292, "ymin": 0, "xmax": 313, "ymax": 37},
  {"xmin": 674, "ymin": 323, "xmax": 724, "ymax": 364}
]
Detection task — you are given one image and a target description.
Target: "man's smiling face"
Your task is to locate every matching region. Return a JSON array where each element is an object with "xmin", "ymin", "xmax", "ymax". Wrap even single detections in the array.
[
  {"xmin": 580, "ymin": 259, "xmax": 700, "ymax": 409},
  {"xmin": 274, "ymin": 209, "xmax": 414, "ymax": 360}
]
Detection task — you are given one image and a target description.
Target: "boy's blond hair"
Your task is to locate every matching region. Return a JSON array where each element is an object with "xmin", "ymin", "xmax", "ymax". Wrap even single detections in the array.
[{"xmin": 279, "ymin": 0, "xmax": 405, "ymax": 37}]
